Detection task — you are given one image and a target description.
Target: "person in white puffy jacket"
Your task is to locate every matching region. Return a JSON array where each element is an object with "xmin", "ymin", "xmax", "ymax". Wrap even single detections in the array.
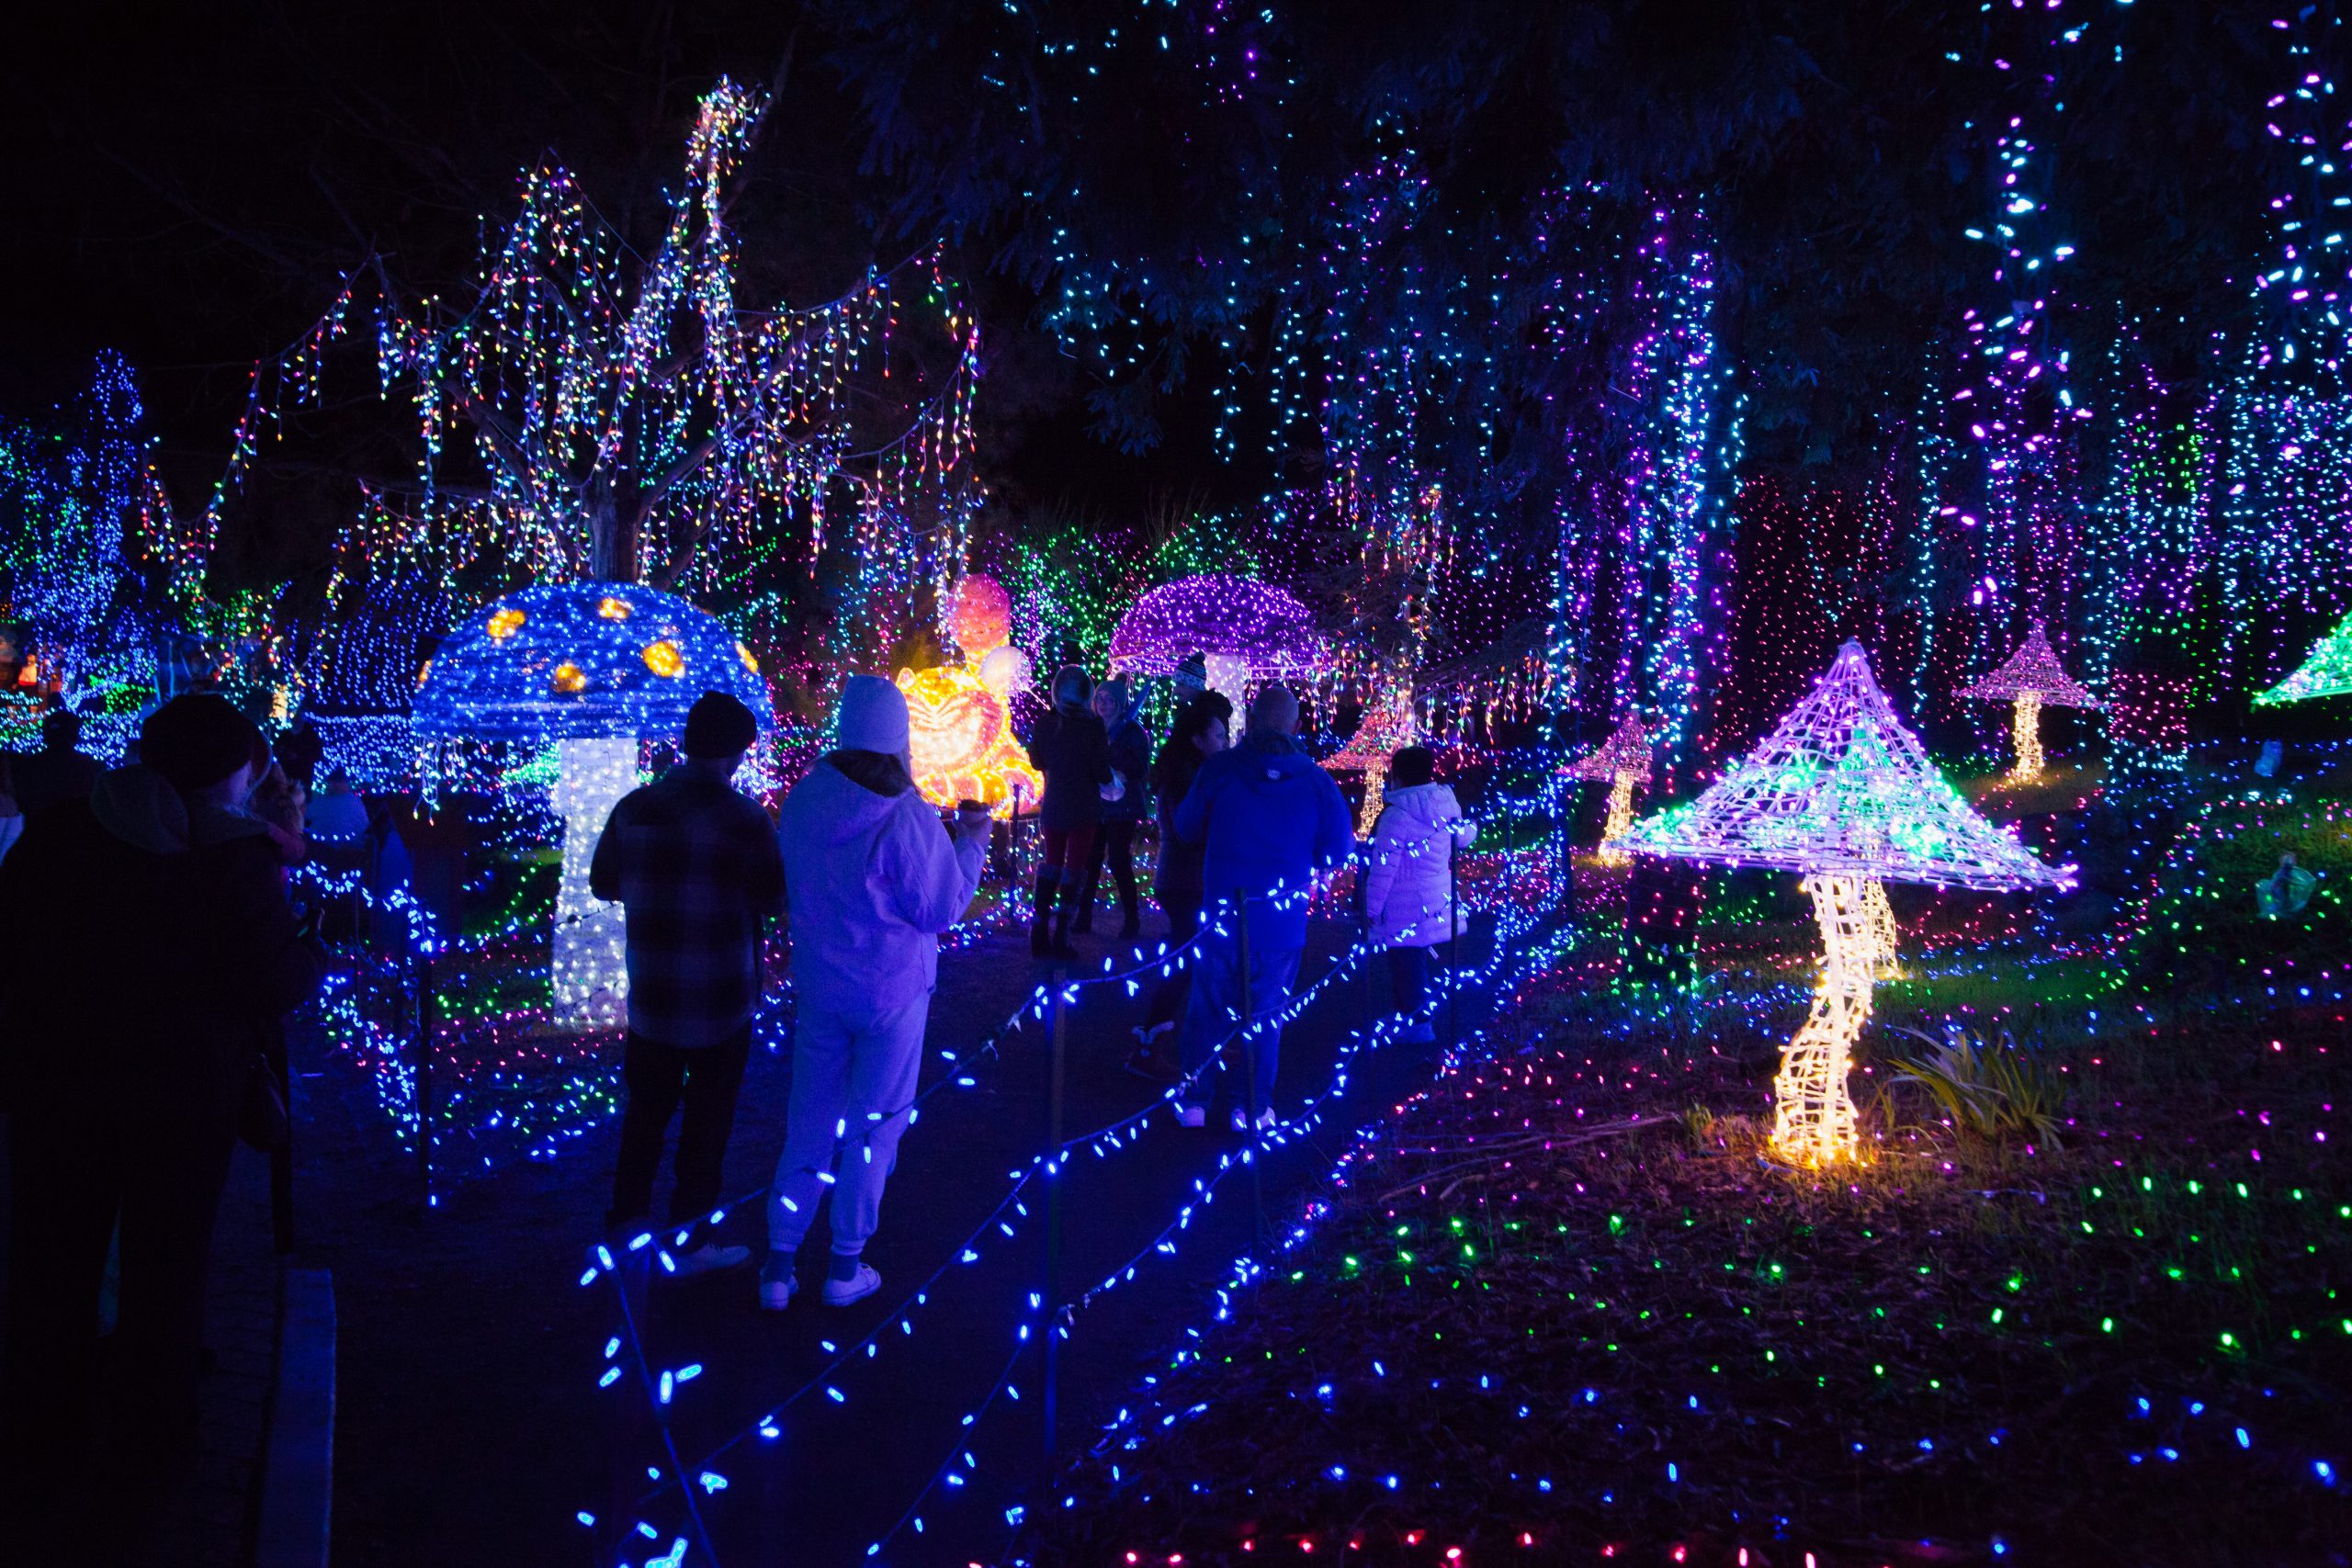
[
  {"xmin": 1360, "ymin": 747, "xmax": 1476, "ymax": 1043},
  {"xmin": 763, "ymin": 675, "xmax": 990, "ymax": 1310}
]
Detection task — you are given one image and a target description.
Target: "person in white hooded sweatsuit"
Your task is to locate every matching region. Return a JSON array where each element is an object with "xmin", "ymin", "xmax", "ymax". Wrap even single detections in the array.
[
  {"xmin": 763, "ymin": 675, "xmax": 989, "ymax": 1309},
  {"xmin": 1360, "ymin": 746, "xmax": 1476, "ymax": 1044}
]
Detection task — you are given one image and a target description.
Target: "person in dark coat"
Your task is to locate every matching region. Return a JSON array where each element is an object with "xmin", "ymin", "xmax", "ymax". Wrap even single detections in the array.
[
  {"xmin": 13, "ymin": 706, "xmax": 104, "ymax": 818},
  {"xmin": 1072, "ymin": 676, "xmax": 1151, "ymax": 942},
  {"xmin": 592, "ymin": 693, "xmax": 784, "ymax": 1277},
  {"xmin": 1, "ymin": 695, "xmax": 323, "ymax": 1540},
  {"xmin": 1022, "ymin": 665, "xmax": 1111, "ymax": 958},
  {"xmin": 1129, "ymin": 692, "xmax": 1231, "ymax": 1081},
  {"xmin": 1170, "ymin": 683, "xmax": 1352, "ymax": 1131}
]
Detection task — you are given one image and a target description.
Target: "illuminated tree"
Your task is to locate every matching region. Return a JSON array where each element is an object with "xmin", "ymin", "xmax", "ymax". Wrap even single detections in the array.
[{"xmin": 1618, "ymin": 641, "xmax": 2066, "ymax": 1166}]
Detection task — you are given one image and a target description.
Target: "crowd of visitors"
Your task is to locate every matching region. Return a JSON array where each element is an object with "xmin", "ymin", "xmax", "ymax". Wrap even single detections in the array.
[
  {"xmin": 0, "ymin": 654, "xmax": 1472, "ymax": 1529},
  {"xmin": 0, "ymin": 694, "xmax": 324, "ymax": 1540}
]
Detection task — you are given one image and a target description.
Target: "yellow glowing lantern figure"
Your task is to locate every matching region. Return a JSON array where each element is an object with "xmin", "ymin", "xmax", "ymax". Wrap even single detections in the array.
[
  {"xmin": 1614, "ymin": 643, "xmax": 2068, "ymax": 1167},
  {"xmin": 897, "ymin": 575, "xmax": 1040, "ymax": 816}
]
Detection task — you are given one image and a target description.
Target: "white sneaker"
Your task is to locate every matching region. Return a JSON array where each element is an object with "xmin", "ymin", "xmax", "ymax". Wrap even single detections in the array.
[
  {"xmin": 1175, "ymin": 1104, "xmax": 1206, "ymax": 1128},
  {"xmin": 1230, "ymin": 1107, "xmax": 1278, "ymax": 1134},
  {"xmin": 669, "ymin": 1242, "xmax": 751, "ymax": 1279},
  {"xmin": 822, "ymin": 1261, "xmax": 882, "ymax": 1306},
  {"xmin": 758, "ymin": 1270, "xmax": 797, "ymax": 1312}
]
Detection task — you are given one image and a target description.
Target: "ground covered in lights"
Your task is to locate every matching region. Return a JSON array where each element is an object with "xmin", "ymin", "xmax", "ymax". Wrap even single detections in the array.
[{"xmin": 1023, "ymin": 964, "xmax": 2352, "ymax": 1566}]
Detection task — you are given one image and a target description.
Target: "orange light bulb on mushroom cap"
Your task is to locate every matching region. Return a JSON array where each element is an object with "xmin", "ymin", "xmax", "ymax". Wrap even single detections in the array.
[
  {"xmin": 598, "ymin": 596, "xmax": 632, "ymax": 621},
  {"xmin": 551, "ymin": 662, "xmax": 587, "ymax": 694},
  {"xmin": 642, "ymin": 640, "xmax": 684, "ymax": 678},
  {"xmin": 488, "ymin": 607, "xmax": 526, "ymax": 640}
]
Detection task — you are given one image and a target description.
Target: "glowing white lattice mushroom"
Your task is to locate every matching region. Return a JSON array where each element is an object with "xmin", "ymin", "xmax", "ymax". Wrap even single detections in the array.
[
  {"xmin": 415, "ymin": 581, "xmax": 775, "ymax": 1032},
  {"xmin": 1615, "ymin": 641, "xmax": 2069, "ymax": 1166},
  {"xmin": 1323, "ymin": 682, "xmax": 1419, "ymax": 837},
  {"xmin": 2253, "ymin": 608, "xmax": 2352, "ymax": 706},
  {"xmin": 1956, "ymin": 621, "xmax": 2099, "ymax": 784},
  {"xmin": 1567, "ymin": 714, "xmax": 1656, "ymax": 866}
]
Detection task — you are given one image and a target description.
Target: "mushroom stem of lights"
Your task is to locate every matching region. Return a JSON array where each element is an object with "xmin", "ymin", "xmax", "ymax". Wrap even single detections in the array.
[
  {"xmin": 413, "ymin": 581, "xmax": 775, "ymax": 1032},
  {"xmin": 1566, "ymin": 714, "xmax": 1656, "ymax": 868},
  {"xmin": 1615, "ymin": 641, "xmax": 2069, "ymax": 1166},
  {"xmin": 1322, "ymin": 680, "xmax": 1419, "ymax": 837},
  {"xmin": 1956, "ymin": 621, "xmax": 2100, "ymax": 785},
  {"xmin": 1106, "ymin": 573, "xmax": 1324, "ymax": 717},
  {"xmin": 2253, "ymin": 607, "xmax": 2352, "ymax": 707}
]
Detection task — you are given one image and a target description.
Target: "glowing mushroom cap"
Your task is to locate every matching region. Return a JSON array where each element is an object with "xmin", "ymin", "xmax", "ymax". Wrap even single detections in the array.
[
  {"xmin": 1615, "ymin": 641, "xmax": 2068, "ymax": 892},
  {"xmin": 1106, "ymin": 574, "xmax": 1322, "ymax": 678},
  {"xmin": 1561, "ymin": 714, "xmax": 1655, "ymax": 784},
  {"xmin": 414, "ymin": 581, "xmax": 775, "ymax": 744},
  {"xmin": 2253, "ymin": 609, "xmax": 2352, "ymax": 706},
  {"xmin": 1956, "ymin": 622, "xmax": 2100, "ymax": 708},
  {"xmin": 1324, "ymin": 683, "xmax": 1418, "ymax": 773}
]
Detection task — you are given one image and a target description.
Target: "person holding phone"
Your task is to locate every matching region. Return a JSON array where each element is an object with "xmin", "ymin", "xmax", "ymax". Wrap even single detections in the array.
[{"xmin": 764, "ymin": 675, "xmax": 989, "ymax": 1309}]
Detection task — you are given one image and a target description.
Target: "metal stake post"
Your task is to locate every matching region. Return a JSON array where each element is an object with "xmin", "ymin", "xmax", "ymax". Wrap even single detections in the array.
[
  {"xmin": 1041, "ymin": 967, "xmax": 1069, "ymax": 1467},
  {"xmin": 416, "ymin": 951, "xmax": 435, "ymax": 1209},
  {"xmin": 1238, "ymin": 898, "xmax": 1266, "ymax": 1257},
  {"xmin": 1448, "ymin": 835, "xmax": 1462, "ymax": 1048}
]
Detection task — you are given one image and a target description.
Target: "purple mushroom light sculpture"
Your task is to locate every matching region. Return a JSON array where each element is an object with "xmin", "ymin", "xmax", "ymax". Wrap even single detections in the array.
[
  {"xmin": 1107, "ymin": 574, "xmax": 1323, "ymax": 712},
  {"xmin": 1956, "ymin": 621, "xmax": 2100, "ymax": 785}
]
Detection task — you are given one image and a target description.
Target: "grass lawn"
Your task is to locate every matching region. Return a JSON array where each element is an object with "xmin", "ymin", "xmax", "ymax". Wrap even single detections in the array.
[{"xmin": 1026, "ymin": 944, "xmax": 2352, "ymax": 1566}]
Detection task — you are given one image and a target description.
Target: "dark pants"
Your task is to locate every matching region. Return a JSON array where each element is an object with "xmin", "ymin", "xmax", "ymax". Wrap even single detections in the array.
[
  {"xmin": 1075, "ymin": 818, "xmax": 1140, "ymax": 928},
  {"xmin": 1177, "ymin": 930, "xmax": 1304, "ymax": 1112},
  {"xmin": 1388, "ymin": 944, "xmax": 1433, "ymax": 1018},
  {"xmin": 606, "ymin": 1025, "xmax": 752, "ymax": 1235},
  {"xmin": 4, "ymin": 1043, "xmax": 246, "ymax": 1506},
  {"xmin": 1143, "ymin": 888, "xmax": 1203, "ymax": 1033},
  {"xmin": 1038, "ymin": 825, "xmax": 1097, "ymax": 886}
]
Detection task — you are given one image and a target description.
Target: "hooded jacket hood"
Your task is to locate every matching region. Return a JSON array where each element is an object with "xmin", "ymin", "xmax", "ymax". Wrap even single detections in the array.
[{"xmin": 89, "ymin": 764, "xmax": 189, "ymax": 856}]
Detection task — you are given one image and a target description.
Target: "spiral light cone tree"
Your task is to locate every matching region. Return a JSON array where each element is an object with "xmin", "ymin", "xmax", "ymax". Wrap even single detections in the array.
[
  {"xmin": 2253, "ymin": 609, "xmax": 2352, "ymax": 706},
  {"xmin": 1569, "ymin": 714, "xmax": 1657, "ymax": 866},
  {"xmin": 1956, "ymin": 622, "xmax": 2100, "ymax": 784},
  {"xmin": 1616, "ymin": 642, "xmax": 2069, "ymax": 1166}
]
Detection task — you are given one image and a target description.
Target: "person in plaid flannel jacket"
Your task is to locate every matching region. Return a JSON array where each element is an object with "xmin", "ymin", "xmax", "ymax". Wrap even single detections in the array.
[{"xmin": 594, "ymin": 691, "xmax": 782, "ymax": 1276}]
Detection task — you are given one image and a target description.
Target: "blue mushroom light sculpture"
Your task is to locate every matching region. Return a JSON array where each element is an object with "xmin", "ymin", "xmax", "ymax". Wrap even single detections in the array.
[{"xmin": 415, "ymin": 581, "xmax": 775, "ymax": 1031}]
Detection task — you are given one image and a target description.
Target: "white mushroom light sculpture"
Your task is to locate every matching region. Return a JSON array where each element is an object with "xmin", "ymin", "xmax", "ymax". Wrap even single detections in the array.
[
  {"xmin": 1615, "ymin": 641, "xmax": 2069, "ymax": 1166},
  {"xmin": 415, "ymin": 581, "xmax": 775, "ymax": 1032},
  {"xmin": 1956, "ymin": 621, "xmax": 2099, "ymax": 785}
]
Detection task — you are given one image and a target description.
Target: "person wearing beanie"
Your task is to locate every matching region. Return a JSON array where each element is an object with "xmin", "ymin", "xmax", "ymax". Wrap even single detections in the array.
[
  {"xmin": 763, "ymin": 674, "xmax": 989, "ymax": 1310},
  {"xmin": 1071, "ymin": 675, "xmax": 1152, "ymax": 942},
  {"xmin": 1021, "ymin": 664, "xmax": 1111, "ymax": 957},
  {"xmin": 591, "ymin": 691, "xmax": 783, "ymax": 1278},
  {"xmin": 1, "ymin": 694, "xmax": 322, "ymax": 1529},
  {"xmin": 1362, "ymin": 745, "xmax": 1477, "ymax": 1044}
]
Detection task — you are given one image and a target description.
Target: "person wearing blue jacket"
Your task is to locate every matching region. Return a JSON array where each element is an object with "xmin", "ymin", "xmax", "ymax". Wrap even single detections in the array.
[{"xmin": 1170, "ymin": 682, "xmax": 1352, "ymax": 1131}]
